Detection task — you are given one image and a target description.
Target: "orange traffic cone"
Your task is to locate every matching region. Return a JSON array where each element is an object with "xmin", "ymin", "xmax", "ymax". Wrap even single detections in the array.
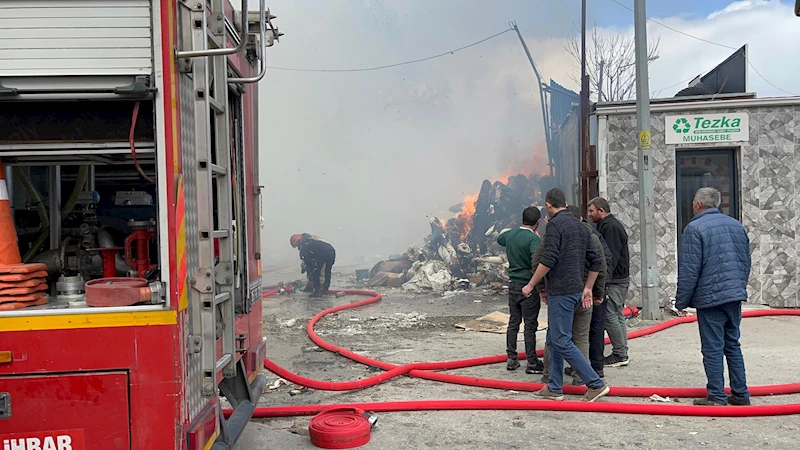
[{"xmin": 0, "ymin": 158, "xmax": 21, "ymax": 266}]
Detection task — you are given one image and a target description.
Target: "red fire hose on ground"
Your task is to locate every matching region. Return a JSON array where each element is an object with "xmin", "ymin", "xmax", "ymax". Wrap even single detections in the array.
[{"xmin": 224, "ymin": 289, "xmax": 800, "ymax": 441}]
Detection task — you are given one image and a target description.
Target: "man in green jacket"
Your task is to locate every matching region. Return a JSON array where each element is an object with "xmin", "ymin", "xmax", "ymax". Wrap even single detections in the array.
[{"xmin": 497, "ymin": 206, "xmax": 545, "ymax": 374}]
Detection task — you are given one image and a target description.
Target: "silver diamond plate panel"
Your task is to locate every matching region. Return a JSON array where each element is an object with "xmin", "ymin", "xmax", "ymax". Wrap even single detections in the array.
[{"xmin": 180, "ymin": 72, "xmax": 204, "ymax": 420}]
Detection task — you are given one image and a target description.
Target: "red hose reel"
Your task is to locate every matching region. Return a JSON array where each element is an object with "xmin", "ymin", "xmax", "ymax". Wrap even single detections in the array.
[
  {"xmin": 308, "ymin": 408, "xmax": 376, "ymax": 449},
  {"xmin": 84, "ymin": 277, "xmax": 152, "ymax": 307}
]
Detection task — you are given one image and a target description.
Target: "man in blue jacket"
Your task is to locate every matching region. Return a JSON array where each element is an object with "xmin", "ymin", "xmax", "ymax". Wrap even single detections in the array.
[{"xmin": 675, "ymin": 187, "xmax": 752, "ymax": 406}]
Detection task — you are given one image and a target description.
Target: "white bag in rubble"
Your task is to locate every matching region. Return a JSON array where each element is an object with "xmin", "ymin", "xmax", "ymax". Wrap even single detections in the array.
[
  {"xmin": 437, "ymin": 242, "xmax": 458, "ymax": 265},
  {"xmin": 402, "ymin": 260, "xmax": 452, "ymax": 292}
]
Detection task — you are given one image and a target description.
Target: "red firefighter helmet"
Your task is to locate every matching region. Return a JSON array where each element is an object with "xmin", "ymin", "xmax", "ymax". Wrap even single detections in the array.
[{"xmin": 290, "ymin": 234, "xmax": 303, "ymax": 248}]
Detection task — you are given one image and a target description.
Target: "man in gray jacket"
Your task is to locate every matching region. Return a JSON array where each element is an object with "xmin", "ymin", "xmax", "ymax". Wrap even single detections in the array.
[{"xmin": 676, "ymin": 187, "xmax": 751, "ymax": 406}]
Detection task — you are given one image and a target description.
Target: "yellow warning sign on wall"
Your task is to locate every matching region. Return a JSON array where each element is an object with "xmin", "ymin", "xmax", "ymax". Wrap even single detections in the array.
[{"xmin": 639, "ymin": 131, "xmax": 652, "ymax": 149}]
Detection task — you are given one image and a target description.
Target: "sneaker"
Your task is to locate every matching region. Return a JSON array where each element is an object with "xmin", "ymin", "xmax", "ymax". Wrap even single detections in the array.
[
  {"xmin": 562, "ymin": 367, "xmax": 582, "ymax": 384},
  {"xmin": 727, "ymin": 396, "xmax": 751, "ymax": 406},
  {"xmin": 540, "ymin": 375, "xmax": 549, "ymax": 384},
  {"xmin": 584, "ymin": 385, "xmax": 611, "ymax": 402},
  {"xmin": 310, "ymin": 291, "xmax": 322, "ymax": 298},
  {"xmin": 603, "ymin": 354, "xmax": 630, "ymax": 367},
  {"xmin": 525, "ymin": 360, "xmax": 544, "ymax": 374},
  {"xmin": 534, "ymin": 386, "xmax": 564, "ymax": 401},
  {"xmin": 693, "ymin": 397, "xmax": 726, "ymax": 406},
  {"xmin": 507, "ymin": 358, "xmax": 520, "ymax": 371}
]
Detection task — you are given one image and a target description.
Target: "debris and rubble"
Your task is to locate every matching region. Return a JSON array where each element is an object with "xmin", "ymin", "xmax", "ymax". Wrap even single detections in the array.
[
  {"xmin": 455, "ymin": 311, "xmax": 548, "ymax": 334},
  {"xmin": 365, "ymin": 172, "xmax": 557, "ymax": 293},
  {"xmin": 318, "ymin": 311, "xmax": 431, "ymax": 336}
]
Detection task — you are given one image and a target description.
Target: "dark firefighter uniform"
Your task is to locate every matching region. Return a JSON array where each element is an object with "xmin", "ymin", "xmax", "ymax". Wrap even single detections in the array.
[
  {"xmin": 299, "ymin": 238, "xmax": 336, "ymax": 297},
  {"xmin": 292, "ymin": 233, "xmax": 323, "ymax": 292}
]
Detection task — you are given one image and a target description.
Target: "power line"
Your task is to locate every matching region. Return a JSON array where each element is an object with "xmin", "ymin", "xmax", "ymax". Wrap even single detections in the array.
[
  {"xmin": 650, "ymin": 75, "xmax": 699, "ymax": 96},
  {"xmin": 748, "ymin": 63, "xmax": 797, "ymax": 96},
  {"xmin": 608, "ymin": 0, "xmax": 737, "ymax": 50},
  {"xmin": 265, "ymin": 28, "xmax": 514, "ymax": 73},
  {"xmin": 650, "ymin": 60, "xmax": 721, "ymax": 96},
  {"xmin": 651, "ymin": 75, "xmax": 698, "ymax": 95},
  {"xmin": 607, "ymin": 0, "xmax": 797, "ymax": 96}
]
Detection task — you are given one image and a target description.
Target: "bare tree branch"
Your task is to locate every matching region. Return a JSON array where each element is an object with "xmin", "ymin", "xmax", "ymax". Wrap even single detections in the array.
[{"xmin": 566, "ymin": 24, "xmax": 661, "ymax": 102}]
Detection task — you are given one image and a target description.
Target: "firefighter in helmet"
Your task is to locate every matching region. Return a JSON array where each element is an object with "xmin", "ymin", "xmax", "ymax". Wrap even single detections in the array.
[
  {"xmin": 290, "ymin": 233, "xmax": 336, "ymax": 297},
  {"xmin": 290, "ymin": 233, "xmax": 321, "ymax": 292}
]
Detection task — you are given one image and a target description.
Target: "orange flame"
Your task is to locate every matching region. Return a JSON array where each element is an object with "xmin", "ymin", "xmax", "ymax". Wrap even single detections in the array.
[
  {"xmin": 455, "ymin": 194, "xmax": 478, "ymax": 238},
  {"xmin": 494, "ymin": 139, "xmax": 550, "ymax": 185},
  {"xmin": 453, "ymin": 139, "xmax": 549, "ymax": 239}
]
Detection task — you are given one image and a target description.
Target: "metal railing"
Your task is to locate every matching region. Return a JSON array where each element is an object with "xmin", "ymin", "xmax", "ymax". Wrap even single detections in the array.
[{"xmin": 176, "ymin": 0, "xmax": 258, "ymax": 59}]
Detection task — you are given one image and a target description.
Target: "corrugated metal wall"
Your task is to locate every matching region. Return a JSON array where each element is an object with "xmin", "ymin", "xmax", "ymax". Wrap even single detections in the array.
[
  {"xmin": 0, "ymin": 0, "xmax": 152, "ymax": 77},
  {"xmin": 545, "ymin": 79, "xmax": 579, "ymax": 204},
  {"xmin": 548, "ymin": 79, "xmax": 579, "ymax": 128},
  {"xmin": 557, "ymin": 106, "xmax": 581, "ymax": 206}
]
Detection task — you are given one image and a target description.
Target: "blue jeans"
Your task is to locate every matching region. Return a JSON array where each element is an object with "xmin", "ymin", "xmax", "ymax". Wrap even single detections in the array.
[
  {"xmin": 546, "ymin": 292, "xmax": 605, "ymax": 393},
  {"xmin": 697, "ymin": 301, "xmax": 749, "ymax": 404}
]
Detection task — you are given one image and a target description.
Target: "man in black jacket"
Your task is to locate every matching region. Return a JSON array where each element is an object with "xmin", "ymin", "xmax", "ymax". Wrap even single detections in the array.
[
  {"xmin": 579, "ymin": 208, "xmax": 614, "ymax": 378},
  {"xmin": 537, "ymin": 205, "xmax": 611, "ymax": 385},
  {"xmin": 588, "ymin": 197, "xmax": 631, "ymax": 367},
  {"xmin": 291, "ymin": 234, "xmax": 336, "ymax": 297},
  {"xmin": 523, "ymin": 189, "xmax": 610, "ymax": 402}
]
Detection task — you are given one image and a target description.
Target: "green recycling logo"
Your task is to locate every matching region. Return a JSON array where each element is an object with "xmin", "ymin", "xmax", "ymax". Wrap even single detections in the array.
[{"xmin": 673, "ymin": 118, "xmax": 691, "ymax": 134}]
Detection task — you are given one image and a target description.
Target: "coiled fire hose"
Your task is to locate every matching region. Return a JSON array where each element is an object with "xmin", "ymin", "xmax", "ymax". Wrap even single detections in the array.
[
  {"xmin": 308, "ymin": 408, "xmax": 377, "ymax": 449},
  {"xmin": 223, "ymin": 290, "xmax": 800, "ymax": 445}
]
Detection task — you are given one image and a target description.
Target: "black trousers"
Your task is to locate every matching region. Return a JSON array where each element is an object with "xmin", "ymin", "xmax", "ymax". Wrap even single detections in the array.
[
  {"xmin": 589, "ymin": 300, "xmax": 607, "ymax": 372},
  {"xmin": 506, "ymin": 282, "xmax": 541, "ymax": 363},
  {"xmin": 310, "ymin": 251, "xmax": 335, "ymax": 293}
]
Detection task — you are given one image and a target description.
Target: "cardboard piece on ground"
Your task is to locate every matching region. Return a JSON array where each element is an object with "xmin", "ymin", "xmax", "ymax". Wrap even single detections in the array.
[
  {"xmin": 366, "ymin": 271, "xmax": 404, "ymax": 288},
  {"xmin": 455, "ymin": 311, "xmax": 547, "ymax": 334}
]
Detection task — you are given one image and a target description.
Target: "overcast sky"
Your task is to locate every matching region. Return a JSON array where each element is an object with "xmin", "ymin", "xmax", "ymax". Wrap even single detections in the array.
[{"xmin": 255, "ymin": 0, "xmax": 800, "ymax": 269}]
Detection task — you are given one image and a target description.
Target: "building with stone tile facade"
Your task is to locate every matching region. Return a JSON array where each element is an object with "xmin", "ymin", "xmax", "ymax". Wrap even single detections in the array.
[{"xmin": 594, "ymin": 93, "xmax": 799, "ymax": 308}]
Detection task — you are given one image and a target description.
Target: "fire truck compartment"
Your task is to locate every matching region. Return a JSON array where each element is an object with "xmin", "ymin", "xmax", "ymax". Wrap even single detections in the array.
[
  {"xmin": 0, "ymin": 0, "xmax": 153, "ymax": 79},
  {"xmin": 0, "ymin": 99, "xmax": 168, "ymax": 314},
  {"xmin": 0, "ymin": 371, "xmax": 131, "ymax": 449}
]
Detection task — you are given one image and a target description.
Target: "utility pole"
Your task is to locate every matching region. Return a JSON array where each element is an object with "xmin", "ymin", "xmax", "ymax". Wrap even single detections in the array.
[
  {"xmin": 634, "ymin": 0, "xmax": 660, "ymax": 320},
  {"xmin": 580, "ymin": 0, "xmax": 590, "ymax": 215}
]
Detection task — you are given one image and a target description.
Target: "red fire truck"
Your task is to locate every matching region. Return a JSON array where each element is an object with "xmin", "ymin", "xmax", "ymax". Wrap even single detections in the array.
[{"xmin": 0, "ymin": 1, "xmax": 280, "ymax": 448}]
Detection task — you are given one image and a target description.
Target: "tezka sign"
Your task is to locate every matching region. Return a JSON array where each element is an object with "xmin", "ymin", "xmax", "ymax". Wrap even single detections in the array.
[{"xmin": 665, "ymin": 113, "xmax": 749, "ymax": 144}]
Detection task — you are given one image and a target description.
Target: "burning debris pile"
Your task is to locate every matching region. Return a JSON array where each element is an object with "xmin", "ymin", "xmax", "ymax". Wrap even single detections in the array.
[{"xmin": 366, "ymin": 173, "xmax": 558, "ymax": 293}]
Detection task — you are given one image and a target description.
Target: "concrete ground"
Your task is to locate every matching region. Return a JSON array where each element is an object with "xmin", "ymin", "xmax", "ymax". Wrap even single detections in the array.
[{"xmin": 236, "ymin": 282, "xmax": 800, "ymax": 450}]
